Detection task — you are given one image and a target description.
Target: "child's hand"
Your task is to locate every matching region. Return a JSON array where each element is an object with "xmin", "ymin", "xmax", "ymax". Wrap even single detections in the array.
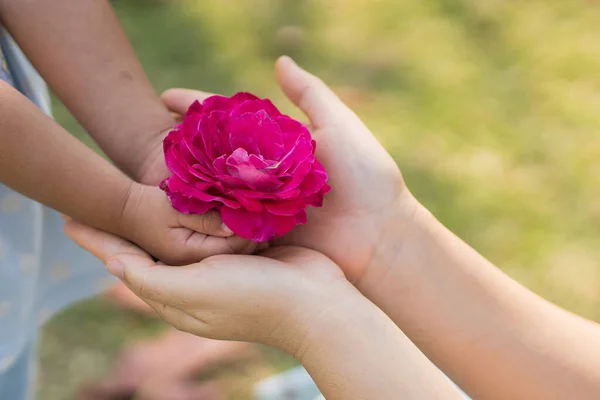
[
  {"xmin": 118, "ymin": 183, "xmax": 257, "ymax": 265},
  {"xmin": 65, "ymin": 219, "xmax": 354, "ymax": 352}
]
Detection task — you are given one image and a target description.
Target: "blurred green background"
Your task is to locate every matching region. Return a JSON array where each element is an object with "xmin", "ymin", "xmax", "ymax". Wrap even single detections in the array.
[{"xmin": 41, "ymin": 0, "xmax": 600, "ymax": 398}]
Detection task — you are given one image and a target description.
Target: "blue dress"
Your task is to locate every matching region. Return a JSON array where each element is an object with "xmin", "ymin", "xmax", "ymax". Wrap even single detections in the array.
[{"xmin": 0, "ymin": 27, "xmax": 114, "ymax": 399}]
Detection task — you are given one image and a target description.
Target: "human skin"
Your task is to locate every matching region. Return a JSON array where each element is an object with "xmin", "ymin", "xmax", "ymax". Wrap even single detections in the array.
[
  {"xmin": 156, "ymin": 57, "xmax": 600, "ymax": 399},
  {"xmin": 65, "ymin": 219, "xmax": 464, "ymax": 400}
]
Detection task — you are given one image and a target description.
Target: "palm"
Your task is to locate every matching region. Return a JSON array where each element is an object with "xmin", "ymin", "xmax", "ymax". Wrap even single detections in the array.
[
  {"xmin": 159, "ymin": 57, "xmax": 411, "ymax": 281},
  {"xmin": 276, "ymin": 123, "xmax": 406, "ymax": 282}
]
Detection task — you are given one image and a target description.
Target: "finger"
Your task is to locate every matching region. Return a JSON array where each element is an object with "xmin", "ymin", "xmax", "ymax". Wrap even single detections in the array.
[
  {"xmin": 64, "ymin": 220, "xmax": 150, "ymax": 264},
  {"xmin": 256, "ymin": 241, "xmax": 270, "ymax": 252},
  {"xmin": 261, "ymin": 246, "xmax": 329, "ymax": 265},
  {"xmin": 169, "ymin": 111, "xmax": 184, "ymax": 123},
  {"xmin": 179, "ymin": 232, "xmax": 258, "ymax": 261},
  {"xmin": 110, "ymin": 253, "xmax": 258, "ymax": 307},
  {"xmin": 275, "ymin": 56, "xmax": 356, "ymax": 129},
  {"xmin": 161, "ymin": 88, "xmax": 216, "ymax": 115},
  {"xmin": 108, "ymin": 253, "xmax": 199, "ymax": 306},
  {"xmin": 177, "ymin": 210, "xmax": 233, "ymax": 237}
]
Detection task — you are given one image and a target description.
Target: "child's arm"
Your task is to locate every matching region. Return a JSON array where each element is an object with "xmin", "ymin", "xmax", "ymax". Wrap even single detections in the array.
[
  {"xmin": 62, "ymin": 224, "xmax": 465, "ymax": 400},
  {"xmin": 0, "ymin": 0, "xmax": 172, "ymax": 183},
  {"xmin": 0, "ymin": 81, "xmax": 252, "ymax": 264},
  {"xmin": 0, "ymin": 80, "xmax": 131, "ymax": 231}
]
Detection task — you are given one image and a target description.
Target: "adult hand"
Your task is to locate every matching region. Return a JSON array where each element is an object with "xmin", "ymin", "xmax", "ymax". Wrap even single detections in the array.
[{"xmin": 64, "ymin": 219, "xmax": 352, "ymax": 353}]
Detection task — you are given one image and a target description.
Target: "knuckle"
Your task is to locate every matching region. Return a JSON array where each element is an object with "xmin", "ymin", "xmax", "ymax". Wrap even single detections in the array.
[
  {"xmin": 136, "ymin": 270, "xmax": 151, "ymax": 299},
  {"xmin": 199, "ymin": 212, "xmax": 219, "ymax": 234}
]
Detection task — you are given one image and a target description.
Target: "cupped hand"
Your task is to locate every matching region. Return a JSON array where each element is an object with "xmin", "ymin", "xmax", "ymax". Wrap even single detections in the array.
[
  {"xmin": 160, "ymin": 57, "xmax": 419, "ymax": 286},
  {"xmin": 119, "ymin": 183, "xmax": 257, "ymax": 265},
  {"xmin": 64, "ymin": 218, "xmax": 352, "ymax": 353}
]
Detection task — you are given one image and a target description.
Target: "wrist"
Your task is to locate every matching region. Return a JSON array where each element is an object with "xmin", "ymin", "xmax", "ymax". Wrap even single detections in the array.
[
  {"xmin": 116, "ymin": 181, "xmax": 145, "ymax": 241},
  {"xmin": 280, "ymin": 281, "xmax": 373, "ymax": 360},
  {"xmin": 357, "ymin": 192, "xmax": 439, "ymax": 296},
  {"xmin": 129, "ymin": 127, "xmax": 171, "ymax": 185},
  {"xmin": 134, "ymin": 127, "xmax": 171, "ymax": 185}
]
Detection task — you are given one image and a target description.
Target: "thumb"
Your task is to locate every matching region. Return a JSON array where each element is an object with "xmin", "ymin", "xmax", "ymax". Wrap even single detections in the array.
[
  {"xmin": 64, "ymin": 219, "xmax": 149, "ymax": 263},
  {"xmin": 106, "ymin": 253, "xmax": 190, "ymax": 306},
  {"xmin": 275, "ymin": 56, "xmax": 355, "ymax": 129},
  {"xmin": 161, "ymin": 88, "xmax": 216, "ymax": 115},
  {"xmin": 177, "ymin": 210, "xmax": 234, "ymax": 238}
]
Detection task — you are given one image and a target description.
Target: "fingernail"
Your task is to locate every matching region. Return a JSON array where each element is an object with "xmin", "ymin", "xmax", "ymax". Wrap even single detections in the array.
[
  {"xmin": 221, "ymin": 223, "xmax": 234, "ymax": 236},
  {"xmin": 106, "ymin": 258, "xmax": 125, "ymax": 280}
]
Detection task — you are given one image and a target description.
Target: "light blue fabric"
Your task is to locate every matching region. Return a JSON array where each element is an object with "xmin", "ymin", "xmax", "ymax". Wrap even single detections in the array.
[{"xmin": 0, "ymin": 27, "xmax": 114, "ymax": 399}]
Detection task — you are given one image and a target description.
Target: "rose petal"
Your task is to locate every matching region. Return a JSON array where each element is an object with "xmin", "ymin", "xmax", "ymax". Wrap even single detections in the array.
[
  {"xmin": 264, "ymin": 200, "xmax": 303, "ymax": 216},
  {"xmin": 160, "ymin": 178, "xmax": 219, "ymax": 215},
  {"xmin": 295, "ymin": 210, "xmax": 308, "ymax": 225},
  {"xmin": 279, "ymin": 158, "xmax": 313, "ymax": 192},
  {"xmin": 215, "ymin": 174, "xmax": 255, "ymax": 190},
  {"xmin": 249, "ymin": 154, "xmax": 269, "ymax": 169},
  {"xmin": 277, "ymin": 137, "xmax": 314, "ymax": 174},
  {"xmin": 164, "ymin": 130, "xmax": 197, "ymax": 184},
  {"xmin": 234, "ymin": 194, "xmax": 265, "ymax": 213},
  {"xmin": 226, "ymin": 148, "xmax": 282, "ymax": 192},
  {"xmin": 182, "ymin": 113, "xmax": 209, "ymax": 163},
  {"xmin": 186, "ymin": 100, "xmax": 203, "ymax": 116},
  {"xmin": 226, "ymin": 148, "xmax": 250, "ymax": 166},
  {"xmin": 220, "ymin": 207, "xmax": 297, "ymax": 242},
  {"xmin": 227, "ymin": 163, "xmax": 283, "ymax": 192},
  {"xmin": 276, "ymin": 116, "xmax": 312, "ymax": 145},
  {"xmin": 202, "ymin": 95, "xmax": 235, "ymax": 113},
  {"xmin": 198, "ymin": 113, "xmax": 220, "ymax": 159},
  {"xmin": 231, "ymin": 98, "xmax": 282, "ymax": 119},
  {"xmin": 164, "ymin": 176, "xmax": 241, "ymax": 209},
  {"xmin": 227, "ymin": 111, "xmax": 284, "ymax": 160},
  {"xmin": 167, "ymin": 192, "xmax": 219, "ymax": 215},
  {"xmin": 230, "ymin": 92, "xmax": 260, "ymax": 105},
  {"xmin": 303, "ymin": 185, "xmax": 330, "ymax": 208},
  {"xmin": 210, "ymin": 111, "xmax": 232, "ymax": 155},
  {"xmin": 235, "ymin": 188, "xmax": 301, "ymax": 200},
  {"xmin": 298, "ymin": 161, "xmax": 329, "ymax": 197}
]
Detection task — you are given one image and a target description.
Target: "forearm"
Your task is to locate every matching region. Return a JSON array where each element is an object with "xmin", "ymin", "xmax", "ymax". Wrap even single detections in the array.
[
  {"xmin": 0, "ymin": 0, "xmax": 173, "ymax": 182},
  {"xmin": 0, "ymin": 81, "xmax": 131, "ymax": 234},
  {"xmin": 363, "ymin": 204, "xmax": 600, "ymax": 399},
  {"xmin": 294, "ymin": 285, "xmax": 462, "ymax": 400}
]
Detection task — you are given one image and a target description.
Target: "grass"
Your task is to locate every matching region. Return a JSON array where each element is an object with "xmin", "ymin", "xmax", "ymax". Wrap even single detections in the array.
[{"xmin": 41, "ymin": 0, "xmax": 600, "ymax": 398}]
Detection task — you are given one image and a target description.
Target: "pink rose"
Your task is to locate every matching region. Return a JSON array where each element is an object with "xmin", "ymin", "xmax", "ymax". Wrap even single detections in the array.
[{"xmin": 160, "ymin": 92, "xmax": 330, "ymax": 242}]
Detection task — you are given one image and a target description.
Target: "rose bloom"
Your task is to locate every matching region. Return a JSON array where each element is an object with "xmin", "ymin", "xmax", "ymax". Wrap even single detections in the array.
[{"xmin": 160, "ymin": 92, "xmax": 330, "ymax": 242}]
